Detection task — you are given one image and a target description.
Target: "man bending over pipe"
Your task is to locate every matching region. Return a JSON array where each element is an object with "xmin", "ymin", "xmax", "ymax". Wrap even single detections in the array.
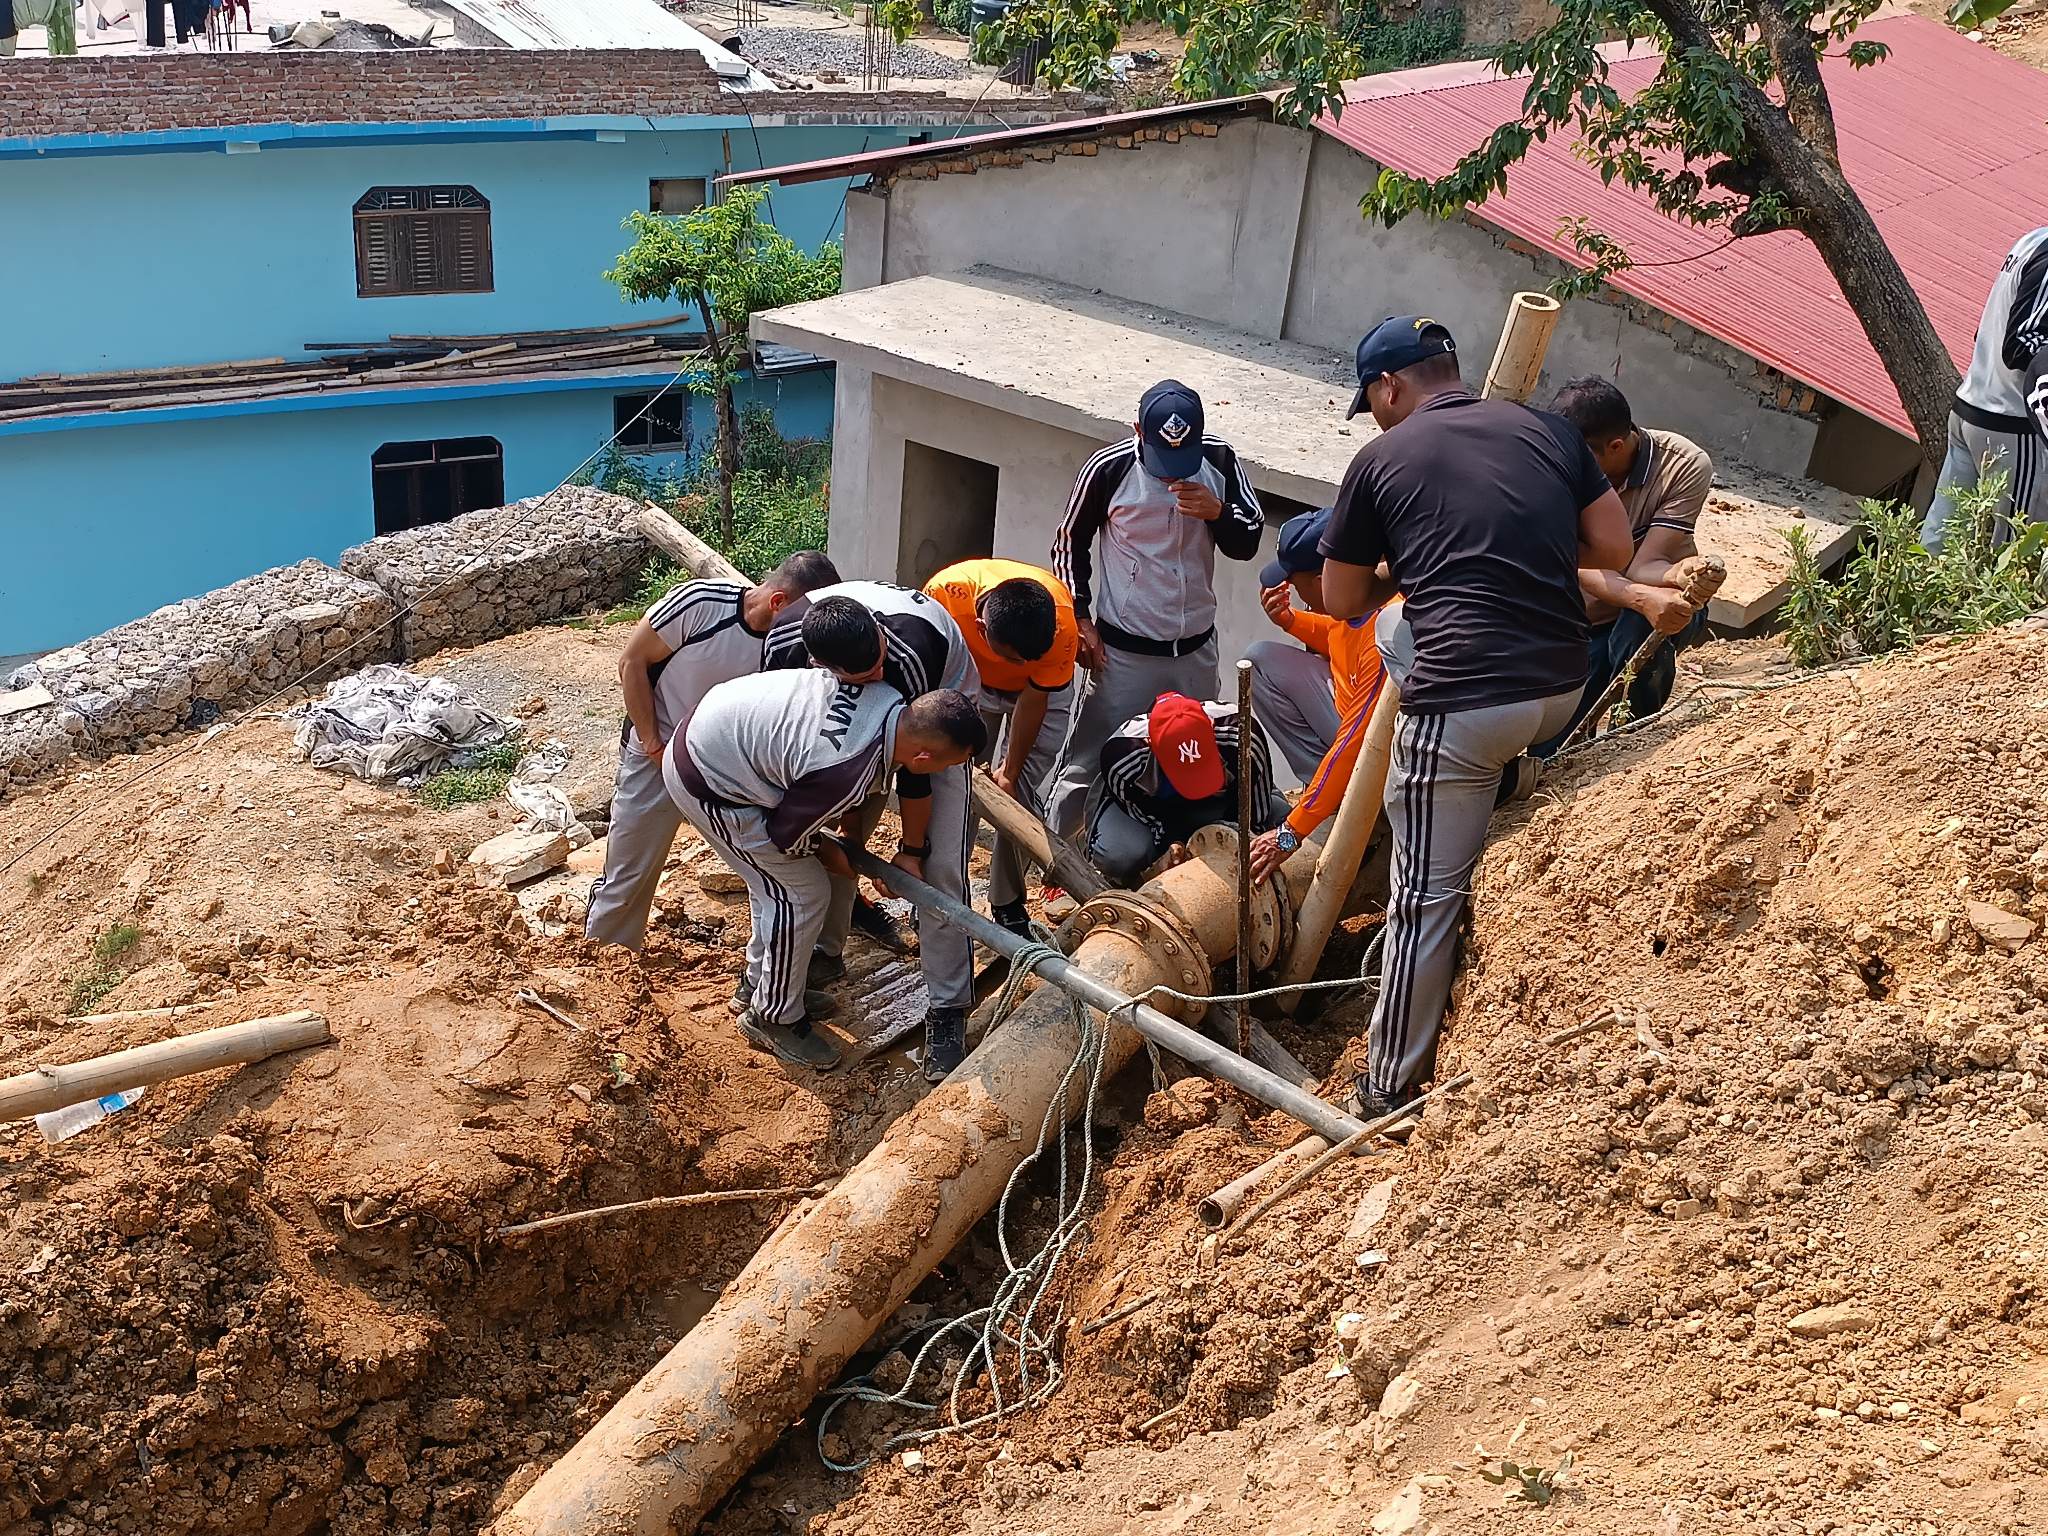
[
  {"xmin": 1318, "ymin": 316, "xmax": 1633, "ymax": 1121},
  {"xmin": 924, "ymin": 558, "xmax": 1080, "ymax": 937},
  {"xmin": 766, "ymin": 584, "xmax": 985, "ymax": 1080},
  {"xmin": 662, "ymin": 669, "xmax": 983, "ymax": 1070},
  {"xmin": 1244, "ymin": 506, "xmax": 1392, "ymax": 883},
  {"xmin": 1089, "ymin": 691, "xmax": 1284, "ymax": 885},
  {"xmin": 586, "ymin": 550, "xmax": 839, "ymax": 951}
]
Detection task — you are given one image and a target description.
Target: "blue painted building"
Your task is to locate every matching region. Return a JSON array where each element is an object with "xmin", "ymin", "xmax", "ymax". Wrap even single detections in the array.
[{"xmin": 0, "ymin": 47, "xmax": 1054, "ymax": 654}]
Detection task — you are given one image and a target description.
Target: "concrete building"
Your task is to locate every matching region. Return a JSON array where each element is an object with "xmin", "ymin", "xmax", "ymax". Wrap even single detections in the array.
[
  {"xmin": 739, "ymin": 14, "xmax": 2042, "ymax": 667},
  {"xmin": 0, "ymin": 48, "xmax": 1069, "ymax": 655}
]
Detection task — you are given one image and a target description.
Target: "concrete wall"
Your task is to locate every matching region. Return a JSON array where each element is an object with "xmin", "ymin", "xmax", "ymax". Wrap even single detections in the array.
[
  {"xmin": 857, "ymin": 117, "xmax": 1859, "ymax": 483},
  {"xmin": 0, "ymin": 371, "xmax": 831, "ymax": 654},
  {"xmin": 0, "ymin": 124, "xmax": 909, "ymax": 378},
  {"xmin": 829, "ymin": 373, "xmax": 1281, "ymax": 678}
]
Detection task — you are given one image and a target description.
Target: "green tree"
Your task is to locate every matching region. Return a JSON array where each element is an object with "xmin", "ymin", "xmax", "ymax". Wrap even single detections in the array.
[
  {"xmin": 607, "ymin": 185, "xmax": 843, "ymax": 546},
  {"xmin": 965, "ymin": 0, "xmax": 1960, "ymax": 469}
]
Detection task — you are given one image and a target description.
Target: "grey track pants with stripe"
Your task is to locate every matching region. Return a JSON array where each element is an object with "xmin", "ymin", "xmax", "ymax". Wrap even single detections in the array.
[
  {"xmin": 1047, "ymin": 637, "xmax": 1219, "ymax": 844},
  {"xmin": 816, "ymin": 760, "xmax": 975, "ymax": 1010},
  {"xmin": 980, "ymin": 685, "xmax": 1076, "ymax": 910},
  {"xmin": 1368, "ymin": 602, "xmax": 1578, "ymax": 1097},
  {"xmin": 584, "ymin": 737, "xmax": 685, "ymax": 950},
  {"xmin": 1920, "ymin": 411, "xmax": 2048, "ymax": 552},
  {"xmin": 1246, "ymin": 638, "xmax": 1340, "ymax": 784},
  {"xmin": 673, "ymin": 791, "xmax": 833, "ymax": 1029}
]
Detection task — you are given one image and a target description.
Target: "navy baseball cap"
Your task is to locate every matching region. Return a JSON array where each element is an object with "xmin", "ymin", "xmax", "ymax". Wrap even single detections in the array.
[
  {"xmin": 1259, "ymin": 507, "xmax": 1332, "ymax": 587},
  {"xmin": 1346, "ymin": 316, "xmax": 1458, "ymax": 418},
  {"xmin": 1137, "ymin": 379, "xmax": 1205, "ymax": 480}
]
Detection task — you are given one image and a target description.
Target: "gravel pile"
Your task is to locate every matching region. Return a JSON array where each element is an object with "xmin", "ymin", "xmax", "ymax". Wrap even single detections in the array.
[{"xmin": 731, "ymin": 25, "xmax": 970, "ymax": 80}]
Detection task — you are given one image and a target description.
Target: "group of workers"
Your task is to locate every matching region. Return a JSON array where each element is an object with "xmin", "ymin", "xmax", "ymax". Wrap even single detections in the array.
[{"xmin": 583, "ymin": 311, "xmax": 1718, "ymax": 1117}]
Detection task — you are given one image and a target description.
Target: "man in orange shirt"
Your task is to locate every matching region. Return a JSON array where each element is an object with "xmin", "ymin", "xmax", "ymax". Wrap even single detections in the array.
[
  {"xmin": 1245, "ymin": 508, "xmax": 1390, "ymax": 882},
  {"xmin": 925, "ymin": 558, "xmax": 1080, "ymax": 933}
]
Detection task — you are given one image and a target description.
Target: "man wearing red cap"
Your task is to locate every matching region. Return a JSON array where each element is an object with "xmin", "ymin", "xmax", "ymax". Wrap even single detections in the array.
[{"xmin": 1087, "ymin": 692, "xmax": 1284, "ymax": 885}]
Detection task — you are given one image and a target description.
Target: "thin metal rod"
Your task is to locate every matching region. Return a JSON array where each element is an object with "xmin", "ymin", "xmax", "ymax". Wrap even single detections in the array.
[
  {"xmin": 839, "ymin": 845, "xmax": 1365, "ymax": 1145},
  {"xmin": 1234, "ymin": 660, "xmax": 1256, "ymax": 1060}
]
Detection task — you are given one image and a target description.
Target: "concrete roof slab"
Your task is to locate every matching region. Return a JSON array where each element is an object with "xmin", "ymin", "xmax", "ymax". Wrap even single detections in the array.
[{"xmin": 756, "ymin": 266, "xmax": 1859, "ymax": 624}]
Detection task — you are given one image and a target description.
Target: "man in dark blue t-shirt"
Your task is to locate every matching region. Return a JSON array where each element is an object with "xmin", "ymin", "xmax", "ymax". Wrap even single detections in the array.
[{"xmin": 1318, "ymin": 316, "xmax": 1634, "ymax": 1118}]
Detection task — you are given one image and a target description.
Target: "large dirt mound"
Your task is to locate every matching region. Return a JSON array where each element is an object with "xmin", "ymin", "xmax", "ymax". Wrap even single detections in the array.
[
  {"xmin": 719, "ymin": 628, "xmax": 2048, "ymax": 1534},
  {"xmin": 0, "ymin": 626, "xmax": 922, "ymax": 1536}
]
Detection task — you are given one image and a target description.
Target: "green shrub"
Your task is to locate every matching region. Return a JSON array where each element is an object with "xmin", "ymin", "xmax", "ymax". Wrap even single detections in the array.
[
  {"xmin": 418, "ymin": 741, "xmax": 525, "ymax": 811},
  {"xmin": 1782, "ymin": 474, "xmax": 2048, "ymax": 666},
  {"xmin": 1342, "ymin": 2, "xmax": 1465, "ymax": 72},
  {"xmin": 936, "ymin": 0, "xmax": 973, "ymax": 33},
  {"xmin": 68, "ymin": 922, "xmax": 144, "ymax": 1015}
]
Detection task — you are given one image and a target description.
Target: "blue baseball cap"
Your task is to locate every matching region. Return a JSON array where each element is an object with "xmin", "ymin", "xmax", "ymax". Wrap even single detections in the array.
[
  {"xmin": 1137, "ymin": 378, "xmax": 1205, "ymax": 480},
  {"xmin": 1259, "ymin": 507, "xmax": 1332, "ymax": 588},
  {"xmin": 1346, "ymin": 316, "xmax": 1458, "ymax": 418}
]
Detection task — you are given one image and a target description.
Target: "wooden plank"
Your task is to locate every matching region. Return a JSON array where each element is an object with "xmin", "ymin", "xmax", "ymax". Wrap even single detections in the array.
[
  {"xmin": 1696, "ymin": 472, "xmax": 1862, "ymax": 628},
  {"xmin": 385, "ymin": 312, "xmax": 696, "ymax": 344},
  {"xmin": 357, "ymin": 342, "xmax": 519, "ymax": 382},
  {"xmin": 0, "ymin": 355, "xmax": 292, "ymax": 388}
]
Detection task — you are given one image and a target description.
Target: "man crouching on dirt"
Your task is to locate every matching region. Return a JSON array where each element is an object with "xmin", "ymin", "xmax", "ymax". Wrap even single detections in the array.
[
  {"xmin": 661, "ymin": 668, "xmax": 984, "ymax": 1070},
  {"xmin": 586, "ymin": 550, "xmax": 840, "ymax": 950}
]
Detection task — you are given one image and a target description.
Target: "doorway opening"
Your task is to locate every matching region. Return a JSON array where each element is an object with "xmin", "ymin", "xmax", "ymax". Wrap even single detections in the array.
[
  {"xmin": 371, "ymin": 437, "xmax": 506, "ymax": 534},
  {"xmin": 897, "ymin": 441, "xmax": 997, "ymax": 586}
]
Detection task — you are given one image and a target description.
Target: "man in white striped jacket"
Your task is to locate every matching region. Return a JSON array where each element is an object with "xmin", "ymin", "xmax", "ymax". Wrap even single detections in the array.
[
  {"xmin": 586, "ymin": 552, "xmax": 839, "ymax": 951},
  {"xmin": 664, "ymin": 670, "xmax": 983, "ymax": 1069},
  {"xmin": 1046, "ymin": 379, "xmax": 1264, "ymax": 848},
  {"xmin": 1923, "ymin": 225, "xmax": 2048, "ymax": 552}
]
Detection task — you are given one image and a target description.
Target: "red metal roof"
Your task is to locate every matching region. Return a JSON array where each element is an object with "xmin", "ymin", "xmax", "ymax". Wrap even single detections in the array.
[{"xmin": 1315, "ymin": 14, "xmax": 2048, "ymax": 438}]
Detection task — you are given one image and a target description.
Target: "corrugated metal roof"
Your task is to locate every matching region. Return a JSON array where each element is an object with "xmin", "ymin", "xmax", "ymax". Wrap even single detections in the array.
[
  {"xmin": 1314, "ymin": 13, "xmax": 2048, "ymax": 438},
  {"xmin": 433, "ymin": 0, "xmax": 762, "ymax": 80},
  {"xmin": 716, "ymin": 94, "xmax": 1273, "ymax": 188}
]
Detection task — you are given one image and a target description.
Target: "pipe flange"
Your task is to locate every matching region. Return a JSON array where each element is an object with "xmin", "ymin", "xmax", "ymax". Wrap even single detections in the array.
[
  {"xmin": 1067, "ymin": 893, "xmax": 1213, "ymax": 1023},
  {"xmin": 1182, "ymin": 824, "xmax": 1290, "ymax": 971}
]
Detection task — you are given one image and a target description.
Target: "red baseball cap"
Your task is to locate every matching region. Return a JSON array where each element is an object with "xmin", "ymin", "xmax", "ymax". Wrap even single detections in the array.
[{"xmin": 1148, "ymin": 693, "xmax": 1225, "ymax": 800}]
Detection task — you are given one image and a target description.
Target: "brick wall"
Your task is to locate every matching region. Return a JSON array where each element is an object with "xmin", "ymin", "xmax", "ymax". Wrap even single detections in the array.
[{"xmin": 0, "ymin": 51, "xmax": 1068, "ymax": 139}]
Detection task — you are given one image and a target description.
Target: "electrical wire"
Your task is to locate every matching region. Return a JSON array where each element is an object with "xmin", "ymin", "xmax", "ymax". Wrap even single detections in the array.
[{"xmin": 1, "ymin": 365, "xmax": 702, "ymax": 877}]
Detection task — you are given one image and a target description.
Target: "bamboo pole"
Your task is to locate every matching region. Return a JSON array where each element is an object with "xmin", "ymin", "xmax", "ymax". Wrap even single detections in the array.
[
  {"xmin": 969, "ymin": 767, "xmax": 1107, "ymax": 903},
  {"xmin": 631, "ymin": 505, "xmax": 746, "ymax": 582},
  {"xmin": 1276, "ymin": 682, "xmax": 1399, "ymax": 1002},
  {"xmin": 1480, "ymin": 291, "xmax": 1563, "ymax": 403},
  {"xmin": 1234, "ymin": 659, "xmax": 1255, "ymax": 1059},
  {"xmin": 0, "ymin": 1010, "xmax": 331, "ymax": 1123}
]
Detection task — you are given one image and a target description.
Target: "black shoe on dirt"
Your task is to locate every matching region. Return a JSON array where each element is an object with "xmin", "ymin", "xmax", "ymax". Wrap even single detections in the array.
[
  {"xmin": 731, "ymin": 975, "xmax": 837, "ymax": 1020},
  {"xmin": 727, "ymin": 974, "xmax": 755, "ymax": 1017},
  {"xmin": 851, "ymin": 892, "xmax": 911, "ymax": 952},
  {"xmin": 991, "ymin": 900, "xmax": 1031, "ymax": 938},
  {"xmin": 807, "ymin": 949, "xmax": 848, "ymax": 989},
  {"xmin": 922, "ymin": 1007, "xmax": 967, "ymax": 1084},
  {"xmin": 1346, "ymin": 1079, "xmax": 1419, "ymax": 1131},
  {"xmin": 737, "ymin": 1008, "xmax": 843, "ymax": 1070}
]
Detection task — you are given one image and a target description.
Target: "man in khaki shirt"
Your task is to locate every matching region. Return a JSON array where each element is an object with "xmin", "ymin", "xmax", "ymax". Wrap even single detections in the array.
[{"xmin": 1535, "ymin": 376, "xmax": 1713, "ymax": 754}]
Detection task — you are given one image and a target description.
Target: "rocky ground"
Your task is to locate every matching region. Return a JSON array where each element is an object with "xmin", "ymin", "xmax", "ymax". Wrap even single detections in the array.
[{"xmin": 6, "ymin": 618, "xmax": 2048, "ymax": 1535}]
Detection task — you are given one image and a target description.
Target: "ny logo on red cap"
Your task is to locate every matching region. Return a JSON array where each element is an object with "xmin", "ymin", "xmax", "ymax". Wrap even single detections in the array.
[{"xmin": 1177, "ymin": 741, "xmax": 1203, "ymax": 765}]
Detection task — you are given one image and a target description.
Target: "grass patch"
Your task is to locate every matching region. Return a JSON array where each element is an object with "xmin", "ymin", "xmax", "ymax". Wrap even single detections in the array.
[
  {"xmin": 1783, "ymin": 474, "xmax": 2048, "ymax": 666},
  {"xmin": 68, "ymin": 922, "xmax": 144, "ymax": 1016},
  {"xmin": 417, "ymin": 741, "xmax": 524, "ymax": 811}
]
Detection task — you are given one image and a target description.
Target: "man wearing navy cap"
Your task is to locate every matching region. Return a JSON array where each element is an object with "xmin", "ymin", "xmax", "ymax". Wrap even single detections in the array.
[
  {"xmin": 1046, "ymin": 379, "xmax": 1265, "ymax": 870},
  {"xmin": 1318, "ymin": 316, "xmax": 1634, "ymax": 1120}
]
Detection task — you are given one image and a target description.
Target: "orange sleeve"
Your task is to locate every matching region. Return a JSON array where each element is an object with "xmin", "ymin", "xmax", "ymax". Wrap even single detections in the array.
[
  {"xmin": 1278, "ymin": 609, "xmax": 1337, "ymax": 658},
  {"xmin": 1287, "ymin": 663, "xmax": 1388, "ymax": 839}
]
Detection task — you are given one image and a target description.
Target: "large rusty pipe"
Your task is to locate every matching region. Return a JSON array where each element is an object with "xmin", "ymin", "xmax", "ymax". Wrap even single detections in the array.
[{"xmin": 497, "ymin": 844, "xmax": 1357, "ymax": 1536}]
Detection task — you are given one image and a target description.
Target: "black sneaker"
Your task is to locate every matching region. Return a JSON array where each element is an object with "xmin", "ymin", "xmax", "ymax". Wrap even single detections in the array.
[
  {"xmin": 807, "ymin": 949, "xmax": 847, "ymax": 988},
  {"xmin": 851, "ymin": 892, "xmax": 910, "ymax": 952},
  {"xmin": 922, "ymin": 1007, "xmax": 967, "ymax": 1084},
  {"xmin": 737, "ymin": 1008, "xmax": 843, "ymax": 1070},
  {"xmin": 729, "ymin": 975, "xmax": 838, "ymax": 1020},
  {"xmin": 991, "ymin": 900, "xmax": 1031, "ymax": 938},
  {"xmin": 1345, "ymin": 1078, "xmax": 1419, "ymax": 1130}
]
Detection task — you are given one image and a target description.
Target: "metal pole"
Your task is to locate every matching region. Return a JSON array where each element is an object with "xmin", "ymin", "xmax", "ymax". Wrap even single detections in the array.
[
  {"xmin": 1234, "ymin": 658, "xmax": 1255, "ymax": 1059},
  {"xmin": 840, "ymin": 844, "xmax": 1365, "ymax": 1145}
]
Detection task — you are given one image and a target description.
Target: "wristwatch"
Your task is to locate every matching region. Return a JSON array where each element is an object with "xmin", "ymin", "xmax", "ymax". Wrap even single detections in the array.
[
  {"xmin": 900, "ymin": 841, "xmax": 933, "ymax": 860},
  {"xmin": 1274, "ymin": 826, "xmax": 1300, "ymax": 854}
]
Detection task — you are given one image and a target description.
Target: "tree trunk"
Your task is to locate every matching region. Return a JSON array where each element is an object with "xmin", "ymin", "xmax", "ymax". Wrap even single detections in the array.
[
  {"xmin": 714, "ymin": 380, "xmax": 741, "ymax": 554},
  {"xmin": 1789, "ymin": 167, "xmax": 1959, "ymax": 468}
]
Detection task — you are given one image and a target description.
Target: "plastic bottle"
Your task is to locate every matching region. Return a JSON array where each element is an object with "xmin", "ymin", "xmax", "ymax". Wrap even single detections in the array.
[{"xmin": 34, "ymin": 1086, "xmax": 145, "ymax": 1144}]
